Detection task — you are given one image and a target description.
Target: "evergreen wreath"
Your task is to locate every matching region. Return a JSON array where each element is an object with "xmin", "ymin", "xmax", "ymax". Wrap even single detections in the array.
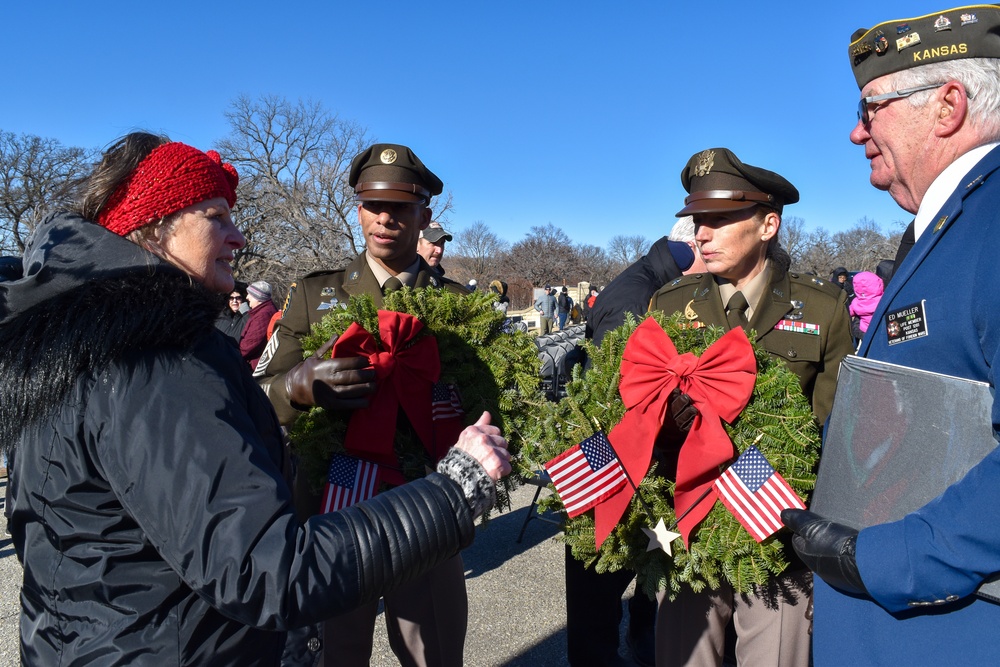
[
  {"xmin": 290, "ymin": 287, "xmax": 543, "ymax": 516},
  {"xmin": 520, "ymin": 311, "xmax": 821, "ymax": 600}
]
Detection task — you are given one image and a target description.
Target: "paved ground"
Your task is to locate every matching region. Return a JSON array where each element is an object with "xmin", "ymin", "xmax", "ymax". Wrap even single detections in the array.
[{"xmin": 0, "ymin": 477, "xmax": 644, "ymax": 666}]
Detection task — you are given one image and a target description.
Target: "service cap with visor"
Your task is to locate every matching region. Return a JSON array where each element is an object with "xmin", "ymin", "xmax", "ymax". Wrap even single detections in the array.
[
  {"xmin": 349, "ymin": 143, "xmax": 443, "ymax": 205},
  {"xmin": 676, "ymin": 148, "xmax": 799, "ymax": 217}
]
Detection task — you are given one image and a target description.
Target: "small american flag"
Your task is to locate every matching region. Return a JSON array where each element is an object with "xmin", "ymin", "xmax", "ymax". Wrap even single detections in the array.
[
  {"xmin": 432, "ymin": 382, "xmax": 464, "ymax": 421},
  {"xmin": 544, "ymin": 431, "xmax": 628, "ymax": 517},
  {"xmin": 713, "ymin": 446, "xmax": 806, "ymax": 542},
  {"xmin": 320, "ymin": 453, "xmax": 380, "ymax": 513}
]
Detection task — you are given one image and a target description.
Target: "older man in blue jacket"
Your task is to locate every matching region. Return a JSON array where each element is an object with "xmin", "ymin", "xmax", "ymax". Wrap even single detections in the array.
[{"xmin": 783, "ymin": 5, "xmax": 1000, "ymax": 664}]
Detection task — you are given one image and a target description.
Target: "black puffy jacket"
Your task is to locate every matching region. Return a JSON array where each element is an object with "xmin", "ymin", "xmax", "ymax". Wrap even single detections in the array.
[{"xmin": 0, "ymin": 213, "xmax": 476, "ymax": 666}]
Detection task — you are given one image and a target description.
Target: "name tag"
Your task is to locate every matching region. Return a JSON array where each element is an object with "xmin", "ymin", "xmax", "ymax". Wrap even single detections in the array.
[{"xmin": 886, "ymin": 300, "xmax": 928, "ymax": 345}]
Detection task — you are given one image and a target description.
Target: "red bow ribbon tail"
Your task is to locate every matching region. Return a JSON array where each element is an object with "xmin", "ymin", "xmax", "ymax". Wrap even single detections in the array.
[
  {"xmin": 334, "ymin": 312, "xmax": 441, "ymax": 467},
  {"xmin": 593, "ymin": 319, "xmax": 681, "ymax": 547},
  {"xmin": 378, "ymin": 311, "xmax": 441, "ymax": 459},
  {"xmin": 672, "ymin": 327, "xmax": 757, "ymax": 546}
]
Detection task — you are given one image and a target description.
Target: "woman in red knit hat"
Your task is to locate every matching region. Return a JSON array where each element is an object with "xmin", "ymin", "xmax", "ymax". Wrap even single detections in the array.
[{"xmin": 0, "ymin": 131, "xmax": 510, "ymax": 666}]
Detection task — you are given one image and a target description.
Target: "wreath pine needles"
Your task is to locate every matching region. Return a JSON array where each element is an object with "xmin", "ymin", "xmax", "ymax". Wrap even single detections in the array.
[
  {"xmin": 290, "ymin": 287, "xmax": 543, "ymax": 519},
  {"xmin": 520, "ymin": 310, "xmax": 820, "ymax": 600}
]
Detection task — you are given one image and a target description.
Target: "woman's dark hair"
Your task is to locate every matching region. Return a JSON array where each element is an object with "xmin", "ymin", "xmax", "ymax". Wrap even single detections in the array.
[{"xmin": 78, "ymin": 132, "xmax": 171, "ymax": 222}]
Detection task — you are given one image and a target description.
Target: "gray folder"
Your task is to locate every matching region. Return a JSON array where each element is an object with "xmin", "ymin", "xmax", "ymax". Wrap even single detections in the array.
[{"xmin": 810, "ymin": 354, "xmax": 1000, "ymax": 602}]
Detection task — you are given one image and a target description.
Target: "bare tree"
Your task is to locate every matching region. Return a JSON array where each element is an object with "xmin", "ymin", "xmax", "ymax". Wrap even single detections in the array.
[
  {"xmin": 794, "ymin": 228, "xmax": 838, "ymax": 276},
  {"xmin": 447, "ymin": 220, "xmax": 508, "ymax": 285},
  {"xmin": 575, "ymin": 243, "xmax": 615, "ymax": 288},
  {"xmin": 216, "ymin": 95, "xmax": 374, "ymax": 293},
  {"xmin": 606, "ymin": 234, "xmax": 650, "ymax": 273},
  {"xmin": 780, "ymin": 216, "xmax": 808, "ymax": 266},
  {"xmin": 0, "ymin": 131, "xmax": 93, "ymax": 255},
  {"xmin": 501, "ymin": 223, "xmax": 581, "ymax": 289},
  {"xmin": 831, "ymin": 217, "xmax": 897, "ymax": 273}
]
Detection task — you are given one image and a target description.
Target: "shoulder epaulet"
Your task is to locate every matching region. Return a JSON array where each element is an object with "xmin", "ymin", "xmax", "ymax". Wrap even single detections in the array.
[
  {"xmin": 787, "ymin": 272, "xmax": 844, "ymax": 298},
  {"xmin": 300, "ymin": 268, "xmax": 345, "ymax": 280},
  {"xmin": 657, "ymin": 273, "xmax": 704, "ymax": 292}
]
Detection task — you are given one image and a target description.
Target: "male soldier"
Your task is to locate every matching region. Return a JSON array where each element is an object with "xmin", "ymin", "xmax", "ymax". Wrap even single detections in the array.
[
  {"xmin": 255, "ymin": 143, "xmax": 469, "ymax": 667},
  {"xmin": 782, "ymin": 6, "xmax": 1000, "ymax": 665},
  {"xmin": 650, "ymin": 148, "xmax": 854, "ymax": 667},
  {"xmin": 417, "ymin": 221, "xmax": 453, "ymax": 274}
]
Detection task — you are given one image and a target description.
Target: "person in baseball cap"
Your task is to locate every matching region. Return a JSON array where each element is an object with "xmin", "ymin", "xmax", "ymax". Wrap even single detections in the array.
[{"xmin": 417, "ymin": 221, "xmax": 453, "ymax": 273}]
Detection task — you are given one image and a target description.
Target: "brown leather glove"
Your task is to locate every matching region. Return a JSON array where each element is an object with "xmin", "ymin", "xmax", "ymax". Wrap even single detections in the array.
[
  {"xmin": 656, "ymin": 388, "xmax": 698, "ymax": 446},
  {"xmin": 669, "ymin": 387, "xmax": 697, "ymax": 434},
  {"xmin": 652, "ymin": 388, "xmax": 699, "ymax": 480},
  {"xmin": 284, "ymin": 335, "xmax": 377, "ymax": 411}
]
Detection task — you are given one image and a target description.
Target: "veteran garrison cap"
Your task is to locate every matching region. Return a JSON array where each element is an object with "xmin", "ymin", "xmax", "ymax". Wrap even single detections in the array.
[
  {"xmin": 676, "ymin": 148, "xmax": 799, "ymax": 216},
  {"xmin": 349, "ymin": 143, "xmax": 444, "ymax": 204},
  {"xmin": 849, "ymin": 5, "xmax": 1000, "ymax": 88}
]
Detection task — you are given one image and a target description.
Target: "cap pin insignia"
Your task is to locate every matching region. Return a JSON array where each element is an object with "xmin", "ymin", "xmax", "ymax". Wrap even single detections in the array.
[
  {"xmin": 873, "ymin": 30, "xmax": 889, "ymax": 54},
  {"xmin": 694, "ymin": 150, "xmax": 715, "ymax": 177}
]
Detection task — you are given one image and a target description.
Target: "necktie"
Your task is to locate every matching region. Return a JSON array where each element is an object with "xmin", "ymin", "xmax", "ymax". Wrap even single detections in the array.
[
  {"xmin": 889, "ymin": 220, "xmax": 915, "ymax": 283},
  {"xmin": 726, "ymin": 292, "xmax": 750, "ymax": 332},
  {"xmin": 383, "ymin": 276, "xmax": 403, "ymax": 295}
]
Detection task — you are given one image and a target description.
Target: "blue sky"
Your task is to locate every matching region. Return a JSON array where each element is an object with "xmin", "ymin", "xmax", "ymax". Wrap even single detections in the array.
[{"xmin": 2, "ymin": 1, "xmax": 965, "ymax": 247}]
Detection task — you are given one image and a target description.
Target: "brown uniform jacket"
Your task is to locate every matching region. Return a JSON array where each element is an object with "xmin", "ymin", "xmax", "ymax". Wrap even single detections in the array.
[
  {"xmin": 650, "ymin": 269, "xmax": 854, "ymax": 424},
  {"xmin": 254, "ymin": 253, "xmax": 467, "ymax": 426}
]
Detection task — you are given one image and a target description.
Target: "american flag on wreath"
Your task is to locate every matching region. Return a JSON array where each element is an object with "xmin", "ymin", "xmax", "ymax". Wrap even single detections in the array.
[
  {"xmin": 544, "ymin": 431, "xmax": 628, "ymax": 517},
  {"xmin": 320, "ymin": 453, "xmax": 381, "ymax": 513},
  {"xmin": 432, "ymin": 382, "xmax": 464, "ymax": 421},
  {"xmin": 713, "ymin": 445, "xmax": 806, "ymax": 542}
]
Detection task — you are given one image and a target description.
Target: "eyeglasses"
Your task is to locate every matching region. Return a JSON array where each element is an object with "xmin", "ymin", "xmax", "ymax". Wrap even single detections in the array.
[
  {"xmin": 857, "ymin": 83, "xmax": 947, "ymax": 126},
  {"xmin": 229, "ymin": 296, "xmax": 242, "ymax": 302}
]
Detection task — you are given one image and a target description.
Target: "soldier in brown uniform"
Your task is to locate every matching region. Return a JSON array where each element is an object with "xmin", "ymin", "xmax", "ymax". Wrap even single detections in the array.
[
  {"xmin": 255, "ymin": 143, "xmax": 469, "ymax": 667},
  {"xmin": 649, "ymin": 148, "xmax": 854, "ymax": 667}
]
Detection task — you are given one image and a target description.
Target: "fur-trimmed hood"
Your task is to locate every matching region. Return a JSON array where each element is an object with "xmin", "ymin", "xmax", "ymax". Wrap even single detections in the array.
[{"xmin": 0, "ymin": 212, "xmax": 225, "ymax": 452}]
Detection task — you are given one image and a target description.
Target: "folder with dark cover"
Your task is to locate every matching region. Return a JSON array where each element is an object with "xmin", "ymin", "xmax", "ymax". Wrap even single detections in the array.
[{"xmin": 810, "ymin": 354, "xmax": 1000, "ymax": 602}]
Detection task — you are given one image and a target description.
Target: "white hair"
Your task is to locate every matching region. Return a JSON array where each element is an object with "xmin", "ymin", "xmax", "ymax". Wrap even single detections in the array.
[
  {"xmin": 891, "ymin": 58, "xmax": 1000, "ymax": 141},
  {"xmin": 668, "ymin": 215, "xmax": 695, "ymax": 242}
]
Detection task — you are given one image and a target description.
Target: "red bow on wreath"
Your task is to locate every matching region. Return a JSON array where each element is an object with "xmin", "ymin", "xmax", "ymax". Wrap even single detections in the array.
[
  {"xmin": 596, "ymin": 319, "xmax": 756, "ymax": 548},
  {"xmin": 332, "ymin": 311, "xmax": 442, "ymax": 476}
]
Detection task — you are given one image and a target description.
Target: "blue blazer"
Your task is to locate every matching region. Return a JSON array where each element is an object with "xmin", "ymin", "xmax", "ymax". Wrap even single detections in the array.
[{"xmin": 814, "ymin": 145, "xmax": 1000, "ymax": 665}]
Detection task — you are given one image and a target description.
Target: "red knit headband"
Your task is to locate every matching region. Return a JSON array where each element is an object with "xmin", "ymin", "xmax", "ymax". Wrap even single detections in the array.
[{"xmin": 97, "ymin": 142, "xmax": 239, "ymax": 236}]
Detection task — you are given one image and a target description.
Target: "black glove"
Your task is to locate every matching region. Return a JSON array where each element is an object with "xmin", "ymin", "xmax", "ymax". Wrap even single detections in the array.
[
  {"xmin": 285, "ymin": 335, "xmax": 377, "ymax": 411},
  {"xmin": 781, "ymin": 509, "xmax": 868, "ymax": 596}
]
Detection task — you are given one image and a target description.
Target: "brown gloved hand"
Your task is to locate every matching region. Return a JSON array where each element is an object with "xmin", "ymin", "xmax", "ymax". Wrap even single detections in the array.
[
  {"xmin": 656, "ymin": 388, "xmax": 699, "ymax": 447},
  {"xmin": 284, "ymin": 335, "xmax": 377, "ymax": 411},
  {"xmin": 669, "ymin": 387, "xmax": 698, "ymax": 434}
]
